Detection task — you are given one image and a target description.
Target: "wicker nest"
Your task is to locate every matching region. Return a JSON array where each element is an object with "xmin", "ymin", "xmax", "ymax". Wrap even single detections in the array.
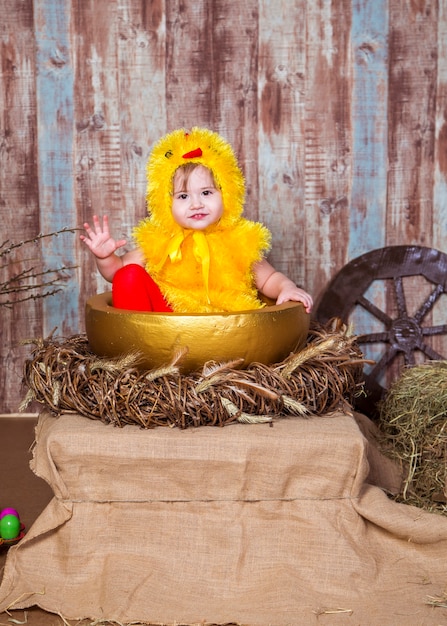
[
  {"xmin": 378, "ymin": 361, "xmax": 447, "ymax": 515},
  {"xmin": 20, "ymin": 319, "xmax": 366, "ymax": 429}
]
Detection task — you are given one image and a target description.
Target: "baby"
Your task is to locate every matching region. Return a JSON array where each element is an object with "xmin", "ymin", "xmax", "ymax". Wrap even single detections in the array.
[{"xmin": 81, "ymin": 127, "xmax": 313, "ymax": 314}]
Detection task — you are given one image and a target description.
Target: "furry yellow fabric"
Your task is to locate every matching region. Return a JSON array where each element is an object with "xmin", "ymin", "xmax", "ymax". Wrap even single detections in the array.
[{"xmin": 133, "ymin": 127, "xmax": 271, "ymax": 313}]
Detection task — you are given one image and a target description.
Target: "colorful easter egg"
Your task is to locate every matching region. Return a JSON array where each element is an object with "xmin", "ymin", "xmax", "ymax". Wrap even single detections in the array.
[
  {"xmin": 0, "ymin": 514, "xmax": 21, "ymax": 540},
  {"xmin": 0, "ymin": 508, "xmax": 19, "ymax": 520}
]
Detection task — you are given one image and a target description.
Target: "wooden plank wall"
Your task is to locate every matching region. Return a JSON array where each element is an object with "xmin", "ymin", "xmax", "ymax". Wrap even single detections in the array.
[{"xmin": 1, "ymin": 0, "xmax": 447, "ymax": 412}]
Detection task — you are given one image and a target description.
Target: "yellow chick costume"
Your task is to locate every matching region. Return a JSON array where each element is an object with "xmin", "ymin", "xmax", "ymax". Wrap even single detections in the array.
[{"xmin": 133, "ymin": 127, "xmax": 271, "ymax": 313}]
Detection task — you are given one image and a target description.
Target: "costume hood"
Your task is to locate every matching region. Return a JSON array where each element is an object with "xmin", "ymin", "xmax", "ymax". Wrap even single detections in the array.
[
  {"xmin": 145, "ymin": 127, "xmax": 245, "ymax": 232},
  {"xmin": 133, "ymin": 127, "xmax": 271, "ymax": 313}
]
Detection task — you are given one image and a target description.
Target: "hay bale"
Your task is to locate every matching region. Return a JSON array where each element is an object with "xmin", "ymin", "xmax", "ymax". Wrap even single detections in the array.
[
  {"xmin": 20, "ymin": 320, "xmax": 366, "ymax": 429},
  {"xmin": 378, "ymin": 361, "xmax": 447, "ymax": 514}
]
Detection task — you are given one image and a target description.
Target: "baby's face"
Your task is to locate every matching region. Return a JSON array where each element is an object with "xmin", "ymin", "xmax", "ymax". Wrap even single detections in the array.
[{"xmin": 171, "ymin": 165, "xmax": 223, "ymax": 230}]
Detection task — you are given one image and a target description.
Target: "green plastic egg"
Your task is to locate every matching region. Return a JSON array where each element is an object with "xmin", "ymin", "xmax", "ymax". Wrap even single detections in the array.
[{"xmin": 0, "ymin": 513, "xmax": 20, "ymax": 540}]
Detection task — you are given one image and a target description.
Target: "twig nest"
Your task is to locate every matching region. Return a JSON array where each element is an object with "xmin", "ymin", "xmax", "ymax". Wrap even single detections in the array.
[
  {"xmin": 21, "ymin": 320, "xmax": 366, "ymax": 428},
  {"xmin": 85, "ymin": 292, "xmax": 310, "ymax": 373}
]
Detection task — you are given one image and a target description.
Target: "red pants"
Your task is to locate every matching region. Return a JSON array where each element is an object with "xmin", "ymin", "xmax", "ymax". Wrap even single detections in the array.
[{"xmin": 112, "ymin": 264, "xmax": 173, "ymax": 312}]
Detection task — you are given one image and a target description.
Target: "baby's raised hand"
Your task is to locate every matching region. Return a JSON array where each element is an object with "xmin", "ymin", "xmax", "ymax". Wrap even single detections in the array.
[{"xmin": 80, "ymin": 215, "xmax": 127, "ymax": 259}]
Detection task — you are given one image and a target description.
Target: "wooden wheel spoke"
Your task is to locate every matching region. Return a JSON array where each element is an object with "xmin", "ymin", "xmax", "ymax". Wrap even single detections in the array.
[
  {"xmin": 402, "ymin": 347, "xmax": 416, "ymax": 366},
  {"xmin": 414, "ymin": 283, "xmax": 445, "ymax": 323},
  {"xmin": 368, "ymin": 345, "xmax": 398, "ymax": 379},
  {"xmin": 393, "ymin": 276, "xmax": 408, "ymax": 317},
  {"xmin": 356, "ymin": 295, "xmax": 392, "ymax": 325},
  {"xmin": 421, "ymin": 324, "xmax": 447, "ymax": 337},
  {"xmin": 417, "ymin": 341, "xmax": 445, "ymax": 361},
  {"xmin": 357, "ymin": 332, "xmax": 390, "ymax": 344}
]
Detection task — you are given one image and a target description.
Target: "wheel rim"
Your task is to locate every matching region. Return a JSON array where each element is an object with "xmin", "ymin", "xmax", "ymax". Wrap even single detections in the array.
[{"xmin": 315, "ymin": 246, "xmax": 447, "ymax": 410}]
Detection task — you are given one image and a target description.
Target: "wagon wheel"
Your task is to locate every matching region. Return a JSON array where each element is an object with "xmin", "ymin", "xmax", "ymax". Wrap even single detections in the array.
[{"xmin": 315, "ymin": 246, "xmax": 447, "ymax": 415}]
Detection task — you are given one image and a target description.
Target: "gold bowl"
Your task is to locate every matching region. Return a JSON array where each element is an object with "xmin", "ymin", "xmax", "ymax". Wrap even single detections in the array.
[{"xmin": 85, "ymin": 292, "xmax": 310, "ymax": 373}]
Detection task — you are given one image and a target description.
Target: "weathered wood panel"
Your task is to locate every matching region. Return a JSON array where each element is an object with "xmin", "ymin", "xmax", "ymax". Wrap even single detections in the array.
[
  {"xmin": 116, "ymin": 0, "xmax": 166, "ymax": 237},
  {"xmin": 73, "ymin": 0, "xmax": 123, "ymax": 304},
  {"xmin": 34, "ymin": 0, "xmax": 79, "ymax": 338},
  {"xmin": 347, "ymin": 0, "xmax": 389, "ymax": 369},
  {"xmin": 258, "ymin": 0, "xmax": 306, "ymax": 283},
  {"xmin": 385, "ymin": 0, "xmax": 441, "ymax": 375},
  {"xmin": 1, "ymin": 0, "xmax": 447, "ymax": 412},
  {"xmin": 386, "ymin": 0, "xmax": 438, "ymax": 246},
  {"xmin": 434, "ymin": 0, "xmax": 447, "ymax": 250},
  {"xmin": 349, "ymin": 0, "xmax": 389, "ymax": 259},
  {"xmin": 432, "ymin": 0, "xmax": 447, "ymax": 360},
  {"xmin": 304, "ymin": 0, "xmax": 353, "ymax": 299},
  {"xmin": 1, "ymin": 0, "xmax": 42, "ymax": 410}
]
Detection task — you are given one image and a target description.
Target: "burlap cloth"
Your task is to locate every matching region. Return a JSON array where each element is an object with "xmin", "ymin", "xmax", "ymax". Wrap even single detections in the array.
[{"xmin": 1, "ymin": 410, "xmax": 447, "ymax": 625}]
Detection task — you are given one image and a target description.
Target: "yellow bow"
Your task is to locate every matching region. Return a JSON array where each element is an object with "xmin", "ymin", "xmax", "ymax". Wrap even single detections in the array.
[{"xmin": 158, "ymin": 230, "xmax": 211, "ymax": 304}]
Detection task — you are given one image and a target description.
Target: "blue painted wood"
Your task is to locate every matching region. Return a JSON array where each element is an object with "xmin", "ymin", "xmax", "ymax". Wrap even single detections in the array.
[
  {"xmin": 349, "ymin": 0, "xmax": 389, "ymax": 259},
  {"xmin": 33, "ymin": 0, "xmax": 79, "ymax": 336},
  {"xmin": 348, "ymin": 1, "xmax": 390, "ymax": 367}
]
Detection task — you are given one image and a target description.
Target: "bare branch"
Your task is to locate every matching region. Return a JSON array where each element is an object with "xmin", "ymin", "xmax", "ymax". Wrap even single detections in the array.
[
  {"xmin": 0, "ymin": 227, "xmax": 81, "ymax": 258},
  {"xmin": 0, "ymin": 229, "xmax": 78, "ymax": 308}
]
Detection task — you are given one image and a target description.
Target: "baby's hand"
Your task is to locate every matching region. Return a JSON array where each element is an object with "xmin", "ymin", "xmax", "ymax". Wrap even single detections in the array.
[
  {"xmin": 276, "ymin": 286, "xmax": 313, "ymax": 313},
  {"xmin": 80, "ymin": 215, "xmax": 127, "ymax": 259}
]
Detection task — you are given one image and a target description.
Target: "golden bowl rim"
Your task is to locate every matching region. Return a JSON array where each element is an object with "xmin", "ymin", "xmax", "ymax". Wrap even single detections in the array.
[{"xmin": 86, "ymin": 291, "xmax": 308, "ymax": 319}]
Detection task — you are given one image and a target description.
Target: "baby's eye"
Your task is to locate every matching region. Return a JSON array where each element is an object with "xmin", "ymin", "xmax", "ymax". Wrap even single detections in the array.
[
  {"xmin": 202, "ymin": 189, "xmax": 213, "ymax": 196},
  {"xmin": 176, "ymin": 192, "xmax": 188, "ymax": 200}
]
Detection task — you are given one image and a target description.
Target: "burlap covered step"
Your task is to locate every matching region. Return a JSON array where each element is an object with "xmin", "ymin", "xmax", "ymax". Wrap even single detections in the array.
[{"xmin": 1, "ymin": 411, "xmax": 447, "ymax": 625}]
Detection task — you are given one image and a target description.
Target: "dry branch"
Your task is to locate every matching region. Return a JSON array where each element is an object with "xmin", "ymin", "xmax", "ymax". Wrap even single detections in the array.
[{"xmin": 1, "ymin": 228, "xmax": 79, "ymax": 308}]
